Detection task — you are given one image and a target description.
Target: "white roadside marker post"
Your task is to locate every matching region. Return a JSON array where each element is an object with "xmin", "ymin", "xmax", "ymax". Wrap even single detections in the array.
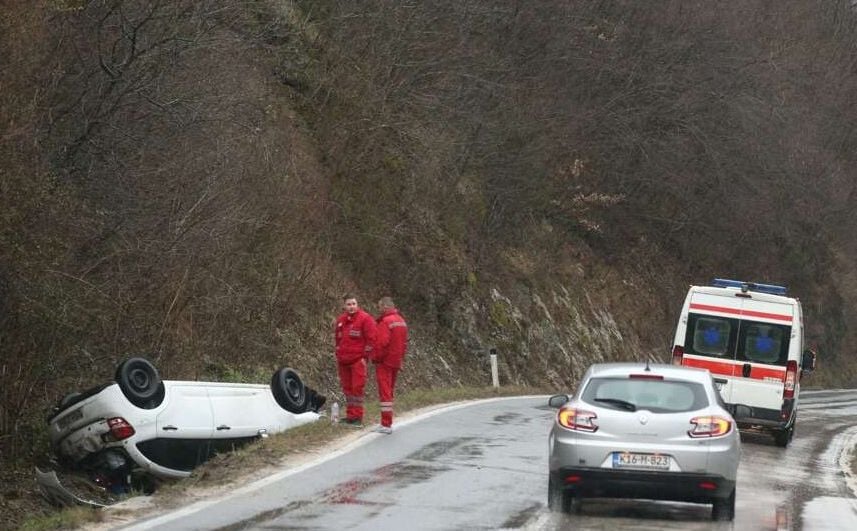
[{"xmin": 490, "ymin": 348, "xmax": 499, "ymax": 388}]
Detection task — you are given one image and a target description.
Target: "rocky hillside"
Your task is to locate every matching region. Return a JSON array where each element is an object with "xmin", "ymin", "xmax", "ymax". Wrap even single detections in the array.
[{"xmin": 4, "ymin": 0, "xmax": 857, "ymax": 523}]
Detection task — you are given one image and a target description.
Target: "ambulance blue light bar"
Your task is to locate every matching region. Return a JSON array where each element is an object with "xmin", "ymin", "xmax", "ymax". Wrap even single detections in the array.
[{"xmin": 711, "ymin": 278, "xmax": 788, "ymax": 296}]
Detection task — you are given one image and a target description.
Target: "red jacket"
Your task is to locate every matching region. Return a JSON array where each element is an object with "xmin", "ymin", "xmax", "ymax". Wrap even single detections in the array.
[
  {"xmin": 373, "ymin": 308, "xmax": 408, "ymax": 368},
  {"xmin": 335, "ymin": 309, "xmax": 376, "ymax": 363}
]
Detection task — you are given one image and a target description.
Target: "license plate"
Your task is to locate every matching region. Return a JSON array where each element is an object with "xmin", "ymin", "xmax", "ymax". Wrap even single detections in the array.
[
  {"xmin": 56, "ymin": 408, "xmax": 83, "ymax": 430},
  {"xmin": 612, "ymin": 452, "xmax": 671, "ymax": 470}
]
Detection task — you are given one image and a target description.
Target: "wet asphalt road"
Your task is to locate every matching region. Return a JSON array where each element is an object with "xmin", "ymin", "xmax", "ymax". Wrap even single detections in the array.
[{"xmin": 119, "ymin": 391, "xmax": 857, "ymax": 530}]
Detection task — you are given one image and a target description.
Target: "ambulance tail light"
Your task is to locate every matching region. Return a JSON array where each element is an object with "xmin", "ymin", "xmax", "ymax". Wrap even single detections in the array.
[
  {"xmin": 672, "ymin": 345, "xmax": 684, "ymax": 366},
  {"xmin": 783, "ymin": 360, "xmax": 798, "ymax": 399}
]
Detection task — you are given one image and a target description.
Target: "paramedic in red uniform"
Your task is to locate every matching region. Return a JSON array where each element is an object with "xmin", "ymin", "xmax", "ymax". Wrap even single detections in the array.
[
  {"xmin": 335, "ymin": 294, "xmax": 376, "ymax": 426},
  {"xmin": 371, "ymin": 296, "xmax": 408, "ymax": 434}
]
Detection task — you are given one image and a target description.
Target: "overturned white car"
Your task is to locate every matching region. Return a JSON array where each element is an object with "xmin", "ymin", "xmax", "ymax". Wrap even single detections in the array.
[{"xmin": 47, "ymin": 358, "xmax": 325, "ymax": 486}]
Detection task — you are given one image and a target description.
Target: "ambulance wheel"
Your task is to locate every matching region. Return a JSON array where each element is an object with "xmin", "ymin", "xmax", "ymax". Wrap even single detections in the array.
[{"xmin": 774, "ymin": 424, "xmax": 793, "ymax": 447}]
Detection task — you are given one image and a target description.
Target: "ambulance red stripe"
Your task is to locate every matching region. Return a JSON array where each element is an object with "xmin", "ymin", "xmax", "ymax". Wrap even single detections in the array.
[
  {"xmin": 682, "ymin": 355, "xmax": 786, "ymax": 381},
  {"xmin": 689, "ymin": 303, "xmax": 792, "ymax": 323},
  {"xmin": 682, "ymin": 356, "xmax": 735, "ymax": 377}
]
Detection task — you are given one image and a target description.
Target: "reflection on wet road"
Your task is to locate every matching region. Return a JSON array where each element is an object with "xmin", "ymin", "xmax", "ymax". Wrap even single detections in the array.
[{"xmin": 120, "ymin": 392, "xmax": 857, "ymax": 530}]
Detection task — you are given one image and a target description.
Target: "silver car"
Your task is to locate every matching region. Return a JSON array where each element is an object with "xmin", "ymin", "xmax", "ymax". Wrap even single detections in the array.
[{"xmin": 548, "ymin": 362, "xmax": 742, "ymax": 521}]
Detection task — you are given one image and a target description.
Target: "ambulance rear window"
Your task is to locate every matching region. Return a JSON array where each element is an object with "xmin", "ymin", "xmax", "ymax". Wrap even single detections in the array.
[
  {"xmin": 738, "ymin": 322, "xmax": 790, "ymax": 365},
  {"xmin": 685, "ymin": 313, "xmax": 791, "ymax": 366},
  {"xmin": 690, "ymin": 317, "xmax": 732, "ymax": 356}
]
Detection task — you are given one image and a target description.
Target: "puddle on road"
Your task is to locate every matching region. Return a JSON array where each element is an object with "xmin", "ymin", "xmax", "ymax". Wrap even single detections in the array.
[
  {"xmin": 407, "ymin": 436, "xmax": 485, "ymax": 462},
  {"xmin": 493, "ymin": 412, "xmax": 522, "ymax": 424},
  {"xmin": 322, "ymin": 461, "xmax": 445, "ymax": 505},
  {"xmin": 213, "ymin": 437, "xmax": 497, "ymax": 529},
  {"xmin": 212, "ymin": 499, "xmax": 314, "ymax": 531},
  {"xmin": 492, "ymin": 412, "xmax": 536, "ymax": 426},
  {"xmin": 501, "ymin": 502, "xmax": 542, "ymax": 528},
  {"xmin": 215, "ymin": 459, "xmax": 454, "ymax": 528}
]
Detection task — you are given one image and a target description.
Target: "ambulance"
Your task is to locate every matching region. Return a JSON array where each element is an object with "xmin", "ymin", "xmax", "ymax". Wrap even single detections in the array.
[{"xmin": 671, "ymin": 279, "xmax": 816, "ymax": 447}]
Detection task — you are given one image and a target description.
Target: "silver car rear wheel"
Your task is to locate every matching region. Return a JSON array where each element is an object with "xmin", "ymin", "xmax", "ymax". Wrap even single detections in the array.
[
  {"xmin": 711, "ymin": 487, "xmax": 736, "ymax": 521},
  {"xmin": 547, "ymin": 478, "xmax": 572, "ymax": 513}
]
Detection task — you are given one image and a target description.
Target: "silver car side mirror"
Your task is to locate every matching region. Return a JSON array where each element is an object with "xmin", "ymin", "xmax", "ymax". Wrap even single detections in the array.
[{"xmin": 548, "ymin": 394, "xmax": 569, "ymax": 408}]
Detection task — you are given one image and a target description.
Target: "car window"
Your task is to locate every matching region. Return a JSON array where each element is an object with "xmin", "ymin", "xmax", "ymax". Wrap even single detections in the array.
[
  {"xmin": 136, "ymin": 437, "xmax": 257, "ymax": 472},
  {"xmin": 737, "ymin": 322, "xmax": 790, "ymax": 365},
  {"xmin": 685, "ymin": 313, "xmax": 792, "ymax": 367},
  {"xmin": 687, "ymin": 314, "xmax": 736, "ymax": 357},
  {"xmin": 693, "ymin": 318, "xmax": 730, "ymax": 355},
  {"xmin": 582, "ymin": 377, "xmax": 708, "ymax": 413}
]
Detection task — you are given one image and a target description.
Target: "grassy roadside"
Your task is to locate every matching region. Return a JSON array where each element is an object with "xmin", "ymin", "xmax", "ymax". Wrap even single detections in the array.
[{"xmin": 19, "ymin": 385, "xmax": 552, "ymax": 530}]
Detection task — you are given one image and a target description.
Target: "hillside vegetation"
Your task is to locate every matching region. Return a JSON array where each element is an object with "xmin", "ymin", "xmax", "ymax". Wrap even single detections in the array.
[{"xmin": 4, "ymin": 0, "xmax": 857, "ymax": 524}]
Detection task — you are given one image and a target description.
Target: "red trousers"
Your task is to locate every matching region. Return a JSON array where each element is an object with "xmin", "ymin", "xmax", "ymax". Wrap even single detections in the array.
[
  {"xmin": 337, "ymin": 359, "xmax": 366, "ymax": 420},
  {"xmin": 375, "ymin": 364, "xmax": 399, "ymax": 427}
]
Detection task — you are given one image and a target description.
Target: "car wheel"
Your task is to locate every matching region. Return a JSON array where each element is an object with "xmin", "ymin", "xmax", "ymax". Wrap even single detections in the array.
[
  {"xmin": 115, "ymin": 357, "xmax": 164, "ymax": 409},
  {"xmin": 547, "ymin": 477, "xmax": 572, "ymax": 513},
  {"xmin": 711, "ymin": 488, "xmax": 736, "ymax": 521},
  {"xmin": 271, "ymin": 367, "xmax": 308, "ymax": 413},
  {"xmin": 569, "ymin": 493, "xmax": 583, "ymax": 514},
  {"xmin": 773, "ymin": 423, "xmax": 794, "ymax": 448}
]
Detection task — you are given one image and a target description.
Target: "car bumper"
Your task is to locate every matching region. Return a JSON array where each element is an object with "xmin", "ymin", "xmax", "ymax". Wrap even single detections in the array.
[
  {"xmin": 550, "ymin": 467, "xmax": 736, "ymax": 502},
  {"xmin": 732, "ymin": 400, "xmax": 794, "ymax": 430},
  {"xmin": 549, "ymin": 428, "xmax": 740, "ymax": 485}
]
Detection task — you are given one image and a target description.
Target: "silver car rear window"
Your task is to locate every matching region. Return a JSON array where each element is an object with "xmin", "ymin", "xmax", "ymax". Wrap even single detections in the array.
[{"xmin": 581, "ymin": 377, "xmax": 709, "ymax": 413}]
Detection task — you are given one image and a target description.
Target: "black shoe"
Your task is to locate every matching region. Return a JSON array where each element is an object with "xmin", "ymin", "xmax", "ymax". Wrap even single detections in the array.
[{"xmin": 339, "ymin": 418, "xmax": 363, "ymax": 427}]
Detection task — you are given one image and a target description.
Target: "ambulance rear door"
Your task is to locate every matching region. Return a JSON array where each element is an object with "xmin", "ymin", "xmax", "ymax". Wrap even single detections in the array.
[
  {"xmin": 680, "ymin": 291, "xmax": 742, "ymax": 403},
  {"xmin": 728, "ymin": 298, "xmax": 793, "ymax": 411}
]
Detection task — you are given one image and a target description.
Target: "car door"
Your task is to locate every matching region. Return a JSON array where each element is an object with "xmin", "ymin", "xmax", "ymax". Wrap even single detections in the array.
[
  {"xmin": 207, "ymin": 383, "xmax": 273, "ymax": 438},
  {"xmin": 155, "ymin": 383, "xmax": 213, "ymax": 439}
]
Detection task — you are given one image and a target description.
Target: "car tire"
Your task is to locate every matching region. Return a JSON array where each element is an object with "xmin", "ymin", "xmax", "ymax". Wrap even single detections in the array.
[
  {"xmin": 774, "ymin": 422, "xmax": 794, "ymax": 448},
  {"xmin": 547, "ymin": 477, "xmax": 572, "ymax": 513},
  {"xmin": 115, "ymin": 357, "xmax": 165, "ymax": 409},
  {"xmin": 271, "ymin": 367, "xmax": 308, "ymax": 413},
  {"xmin": 711, "ymin": 488, "xmax": 736, "ymax": 521}
]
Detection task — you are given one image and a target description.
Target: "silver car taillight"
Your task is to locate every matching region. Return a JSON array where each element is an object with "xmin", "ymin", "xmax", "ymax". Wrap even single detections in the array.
[
  {"xmin": 688, "ymin": 415, "xmax": 732, "ymax": 438},
  {"xmin": 557, "ymin": 407, "xmax": 598, "ymax": 432}
]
